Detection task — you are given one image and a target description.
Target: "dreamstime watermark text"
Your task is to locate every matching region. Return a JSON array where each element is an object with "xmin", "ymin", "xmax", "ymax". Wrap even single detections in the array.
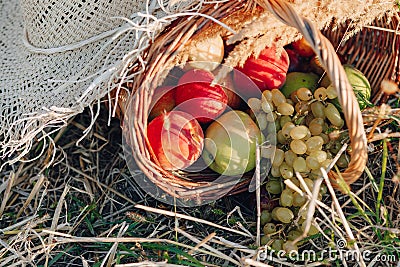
[{"xmin": 257, "ymin": 239, "xmax": 396, "ymax": 263}]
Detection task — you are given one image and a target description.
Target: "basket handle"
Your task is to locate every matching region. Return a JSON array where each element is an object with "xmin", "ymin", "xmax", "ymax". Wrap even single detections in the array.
[{"xmin": 259, "ymin": 0, "xmax": 368, "ymax": 188}]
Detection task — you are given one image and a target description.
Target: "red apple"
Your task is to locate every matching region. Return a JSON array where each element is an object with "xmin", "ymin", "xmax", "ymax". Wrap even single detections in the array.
[
  {"xmin": 219, "ymin": 72, "xmax": 242, "ymax": 109},
  {"xmin": 175, "ymin": 69, "xmax": 227, "ymax": 124},
  {"xmin": 291, "ymin": 37, "xmax": 314, "ymax": 57},
  {"xmin": 149, "ymin": 86, "xmax": 176, "ymax": 120},
  {"xmin": 233, "ymin": 46, "xmax": 290, "ymax": 97},
  {"xmin": 147, "ymin": 110, "xmax": 204, "ymax": 170}
]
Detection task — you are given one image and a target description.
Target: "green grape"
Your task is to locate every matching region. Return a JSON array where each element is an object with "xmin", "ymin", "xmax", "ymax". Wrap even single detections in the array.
[
  {"xmin": 310, "ymin": 117, "xmax": 325, "ymax": 126},
  {"xmin": 271, "ymin": 239, "xmax": 284, "ymax": 251},
  {"xmin": 261, "ymin": 210, "xmax": 273, "ymax": 225},
  {"xmin": 310, "ymin": 101, "xmax": 326, "ymax": 119},
  {"xmin": 271, "ymin": 89, "xmax": 286, "ymax": 106},
  {"xmin": 248, "ymin": 97, "xmax": 262, "ymax": 112},
  {"xmin": 271, "ymin": 165, "xmax": 281, "ymax": 177},
  {"xmin": 290, "ymin": 139, "xmax": 307, "ymax": 155},
  {"xmin": 322, "ymin": 122, "xmax": 329, "ymax": 132},
  {"xmin": 290, "ymin": 125, "xmax": 309, "ymax": 140},
  {"xmin": 283, "ymin": 241, "xmax": 299, "ymax": 253},
  {"xmin": 277, "ymin": 130, "xmax": 287, "ymax": 144},
  {"xmin": 266, "ymin": 180, "xmax": 283, "ymax": 195},
  {"xmin": 261, "ymin": 100, "xmax": 274, "ymax": 113},
  {"xmin": 295, "ymin": 101, "xmax": 310, "ymax": 115},
  {"xmin": 310, "ymin": 168, "xmax": 322, "ymax": 178},
  {"xmin": 271, "ymin": 207, "xmax": 279, "ymax": 221},
  {"xmin": 293, "ymin": 192, "xmax": 307, "ymax": 207},
  {"xmin": 272, "ymin": 148, "xmax": 285, "ymax": 167},
  {"xmin": 314, "ymin": 87, "xmax": 328, "ymax": 101},
  {"xmin": 300, "ymin": 178, "xmax": 314, "ymax": 192},
  {"xmin": 319, "ymin": 133, "xmax": 329, "ymax": 144},
  {"xmin": 282, "ymin": 122, "xmax": 296, "ymax": 139},
  {"xmin": 298, "ymin": 209, "xmax": 307, "ymax": 220},
  {"xmin": 306, "ymin": 156, "xmax": 320, "ymax": 170},
  {"xmin": 288, "ymin": 177, "xmax": 300, "ymax": 187},
  {"xmin": 261, "ymin": 235, "xmax": 272, "ymax": 246},
  {"xmin": 280, "ymin": 162, "xmax": 294, "ymax": 179},
  {"xmin": 309, "ymin": 150, "xmax": 327, "ymax": 163},
  {"xmin": 280, "ymin": 188, "xmax": 294, "ymax": 207},
  {"xmin": 321, "ymin": 158, "xmax": 332, "ymax": 169},
  {"xmin": 263, "ymin": 223, "xmax": 277, "ymax": 235},
  {"xmin": 287, "ymin": 229, "xmax": 302, "ymax": 241},
  {"xmin": 277, "ymin": 102, "xmax": 295, "ymax": 116},
  {"xmin": 275, "ymin": 121, "xmax": 282, "ymax": 132},
  {"xmin": 275, "ymin": 207, "xmax": 294, "ymax": 224},
  {"xmin": 280, "ymin": 115, "xmax": 292, "ymax": 128},
  {"xmin": 327, "ymin": 140, "xmax": 342, "ymax": 154},
  {"xmin": 284, "ymin": 150, "xmax": 297, "ymax": 167},
  {"xmin": 290, "ymin": 91, "xmax": 300, "ymax": 103},
  {"xmin": 302, "ymin": 128, "xmax": 312, "ymax": 141},
  {"xmin": 319, "ymin": 184, "xmax": 328, "ymax": 196},
  {"xmin": 324, "ymin": 103, "xmax": 344, "ymax": 127},
  {"xmin": 337, "ymin": 154, "xmax": 349, "ymax": 168},
  {"xmin": 262, "ymin": 90, "xmax": 273, "ymax": 102},
  {"xmin": 296, "ymin": 87, "xmax": 313, "ymax": 101},
  {"xmin": 309, "ymin": 120, "xmax": 323, "ymax": 135},
  {"xmin": 305, "ymin": 136, "xmax": 324, "ymax": 152},
  {"xmin": 305, "ymin": 112, "xmax": 315, "ymax": 126},
  {"xmin": 301, "ymin": 222, "xmax": 319, "ymax": 236},
  {"xmin": 293, "ymin": 156, "xmax": 307, "ymax": 172},
  {"xmin": 326, "ymin": 84, "xmax": 338, "ymax": 99}
]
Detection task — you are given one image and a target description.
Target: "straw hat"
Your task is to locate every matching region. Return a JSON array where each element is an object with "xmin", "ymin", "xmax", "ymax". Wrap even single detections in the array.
[
  {"xmin": 0, "ymin": 0, "xmax": 180, "ymax": 166},
  {"xmin": 0, "ymin": 0, "xmax": 396, "ymax": 169}
]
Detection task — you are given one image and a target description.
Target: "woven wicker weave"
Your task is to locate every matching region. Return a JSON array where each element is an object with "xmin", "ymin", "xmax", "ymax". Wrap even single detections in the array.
[{"xmin": 117, "ymin": 0, "xmax": 398, "ymax": 202}]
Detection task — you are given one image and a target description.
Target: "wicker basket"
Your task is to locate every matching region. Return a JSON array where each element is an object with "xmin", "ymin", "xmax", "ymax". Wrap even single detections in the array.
[{"xmin": 116, "ymin": 0, "xmax": 398, "ymax": 203}]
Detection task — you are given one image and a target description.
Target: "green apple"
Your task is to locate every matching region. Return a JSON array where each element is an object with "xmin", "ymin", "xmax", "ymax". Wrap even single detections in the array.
[
  {"xmin": 280, "ymin": 72, "xmax": 319, "ymax": 97},
  {"xmin": 202, "ymin": 110, "xmax": 262, "ymax": 176}
]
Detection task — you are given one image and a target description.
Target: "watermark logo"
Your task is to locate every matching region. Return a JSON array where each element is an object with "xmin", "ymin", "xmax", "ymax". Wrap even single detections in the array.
[
  {"xmin": 336, "ymin": 238, "xmax": 347, "ymax": 249},
  {"xmin": 257, "ymin": 238, "xmax": 396, "ymax": 263}
]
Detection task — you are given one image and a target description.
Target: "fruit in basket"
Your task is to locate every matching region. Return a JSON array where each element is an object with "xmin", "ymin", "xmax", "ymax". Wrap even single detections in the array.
[
  {"xmin": 219, "ymin": 72, "xmax": 243, "ymax": 109},
  {"xmin": 202, "ymin": 110, "xmax": 262, "ymax": 176},
  {"xmin": 280, "ymin": 72, "xmax": 319, "ymax": 97},
  {"xmin": 147, "ymin": 111, "xmax": 204, "ymax": 170},
  {"xmin": 176, "ymin": 69, "xmax": 227, "ymax": 124},
  {"xmin": 149, "ymin": 86, "xmax": 176, "ymax": 120},
  {"xmin": 187, "ymin": 35, "xmax": 224, "ymax": 71},
  {"xmin": 291, "ymin": 37, "xmax": 315, "ymax": 57},
  {"xmin": 233, "ymin": 46, "xmax": 290, "ymax": 96}
]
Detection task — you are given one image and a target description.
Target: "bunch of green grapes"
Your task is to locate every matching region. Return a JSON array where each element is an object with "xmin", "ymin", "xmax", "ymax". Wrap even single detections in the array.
[{"xmin": 248, "ymin": 86, "xmax": 348, "ymax": 251}]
